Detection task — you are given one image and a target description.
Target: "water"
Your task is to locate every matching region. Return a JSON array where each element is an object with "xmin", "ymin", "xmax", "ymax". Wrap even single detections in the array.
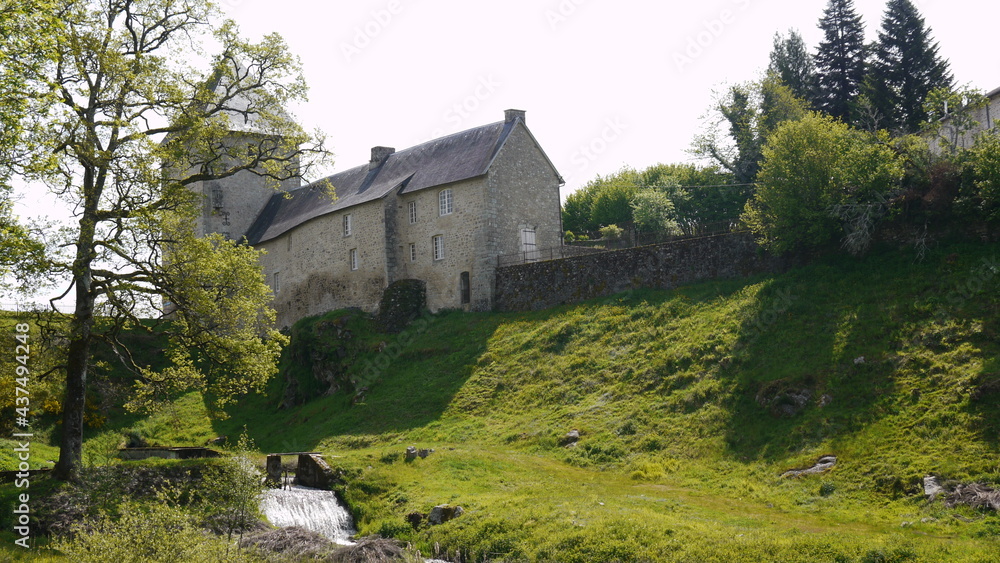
[{"xmin": 260, "ymin": 484, "xmax": 357, "ymax": 545}]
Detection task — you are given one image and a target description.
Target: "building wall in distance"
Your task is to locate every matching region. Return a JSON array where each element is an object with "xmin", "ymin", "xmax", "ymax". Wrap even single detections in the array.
[{"xmin": 258, "ymin": 199, "xmax": 387, "ymax": 328}]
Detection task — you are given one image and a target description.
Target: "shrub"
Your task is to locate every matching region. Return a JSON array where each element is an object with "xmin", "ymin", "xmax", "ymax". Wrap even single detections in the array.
[
  {"xmin": 599, "ymin": 224, "xmax": 624, "ymax": 241},
  {"xmin": 53, "ymin": 500, "xmax": 264, "ymax": 563}
]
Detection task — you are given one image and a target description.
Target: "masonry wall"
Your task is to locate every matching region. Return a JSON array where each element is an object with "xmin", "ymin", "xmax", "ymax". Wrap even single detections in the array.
[
  {"xmin": 258, "ymin": 199, "xmax": 387, "ymax": 328},
  {"xmin": 395, "ymin": 177, "xmax": 484, "ymax": 312},
  {"xmin": 191, "ymin": 134, "xmax": 301, "ymax": 241},
  {"xmin": 931, "ymin": 95, "xmax": 1000, "ymax": 154},
  {"xmin": 494, "ymin": 233, "xmax": 783, "ymax": 312},
  {"xmin": 482, "ymin": 124, "xmax": 564, "ymax": 310}
]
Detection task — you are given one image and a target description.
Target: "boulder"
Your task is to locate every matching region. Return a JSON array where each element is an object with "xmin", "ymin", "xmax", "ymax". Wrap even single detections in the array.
[
  {"xmin": 405, "ymin": 446, "xmax": 418, "ymax": 461},
  {"xmin": 923, "ymin": 475, "xmax": 945, "ymax": 500},
  {"xmin": 781, "ymin": 455, "xmax": 837, "ymax": 478},
  {"xmin": 427, "ymin": 504, "xmax": 464, "ymax": 525}
]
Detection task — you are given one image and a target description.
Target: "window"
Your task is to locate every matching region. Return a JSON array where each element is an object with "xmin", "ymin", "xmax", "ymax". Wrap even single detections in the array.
[
  {"xmin": 273, "ymin": 272, "xmax": 280, "ymax": 293},
  {"xmin": 408, "ymin": 201, "xmax": 417, "ymax": 223},
  {"xmin": 521, "ymin": 228, "xmax": 537, "ymax": 261},
  {"xmin": 343, "ymin": 213, "xmax": 352, "ymax": 236},
  {"xmin": 438, "ymin": 189, "xmax": 453, "ymax": 216},
  {"xmin": 349, "ymin": 248, "xmax": 358, "ymax": 270},
  {"xmin": 409, "ymin": 243, "xmax": 416, "ymax": 262},
  {"xmin": 432, "ymin": 235, "xmax": 444, "ymax": 261},
  {"xmin": 460, "ymin": 272, "xmax": 471, "ymax": 304}
]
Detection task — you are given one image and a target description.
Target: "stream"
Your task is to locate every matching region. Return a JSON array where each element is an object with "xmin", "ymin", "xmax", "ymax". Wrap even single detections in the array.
[{"xmin": 260, "ymin": 483, "xmax": 357, "ymax": 545}]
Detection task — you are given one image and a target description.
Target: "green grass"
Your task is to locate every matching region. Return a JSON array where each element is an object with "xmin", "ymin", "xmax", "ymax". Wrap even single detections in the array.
[{"xmin": 5, "ymin": 241, "xmax": 1000, "ymax": 561}]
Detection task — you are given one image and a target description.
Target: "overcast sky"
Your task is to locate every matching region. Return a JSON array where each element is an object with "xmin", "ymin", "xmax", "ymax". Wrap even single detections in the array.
[
  {"xmin": 11, "ymin": 0, "xmax": 1000, "ymax": 222},
  {"xmin": 215, "ymin": 0, "xmax": 999, "ymax": 196}
]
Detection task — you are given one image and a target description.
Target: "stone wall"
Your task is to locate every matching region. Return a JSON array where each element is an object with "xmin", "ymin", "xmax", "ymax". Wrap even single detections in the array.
[
  {"xmin": 494, "ymin": 233, "xmax": 783, "ymax": 312},
  {"xmin": 482, "ymin": 123, "xmax": 564, "ymax": 311},
  {"xmin": 258, "ymin": 199, "xmax": 388, "ymax": 328}
]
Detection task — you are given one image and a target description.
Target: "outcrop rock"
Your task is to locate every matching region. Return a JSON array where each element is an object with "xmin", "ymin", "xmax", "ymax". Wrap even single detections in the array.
[
  {"xmin": 428, "ymin": 504, "xmax": 464, "ymax": 525},
  {"xmin": 781, "ymin": 455, "xmax": 837, "ymax": 478}
]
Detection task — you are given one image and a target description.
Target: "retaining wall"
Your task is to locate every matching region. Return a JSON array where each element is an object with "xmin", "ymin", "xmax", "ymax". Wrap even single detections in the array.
[{"xmin": 494, "ymin": 232, "xmax": 785, "ymax": 312}]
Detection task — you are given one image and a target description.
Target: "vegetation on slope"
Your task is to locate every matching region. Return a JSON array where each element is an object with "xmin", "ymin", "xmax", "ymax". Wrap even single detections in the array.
[{"xmin": 4, "ymin": 241, "xmax": 999, "ymax": 561}]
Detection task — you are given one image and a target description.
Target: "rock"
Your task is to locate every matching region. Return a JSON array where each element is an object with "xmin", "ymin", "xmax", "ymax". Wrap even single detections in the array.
[
  {"xmin": 818, "ymin": 394, "xmax": 833, "ymax": 408},
  {"xmin": 295, "ymin": 454, "xmax": 336, "ymax": 489},
  {"xmin": 561, "ymin": 429, "xmax": 581, "ymax": 446},
  {"xmin": 923, "ymin": 475, "xmax": 945, "ymax": 500},
  {"xmin": 406, "ymin": 511, "xmax": 425, "ymax": 530},
  {"xmin": 781, "ymin": 455, "xmax": 837, "ymax": 478},
  {"xmin": 854, "ymin": 356, "xmax": 866, "ymax": 365},
  {"xmin": 404, "ymin": 446, "xmax": 418, "ymax": 461},
  {"xmin": 418, "ymin": 448, "xmax": 434, "ymax": 459},
  {"xmin": 427, "ymin": 504, "xmax": 464, "ymax": 525},
  {"xmin": 265, "ymin": 455, "xmax": 283, "ymax": 488}
]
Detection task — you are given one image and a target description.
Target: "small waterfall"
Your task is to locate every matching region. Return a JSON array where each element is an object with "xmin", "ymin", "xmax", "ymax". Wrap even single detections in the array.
[{"xmin": 261, "ymin": 483, "xmax": 357, "ymax": 545}]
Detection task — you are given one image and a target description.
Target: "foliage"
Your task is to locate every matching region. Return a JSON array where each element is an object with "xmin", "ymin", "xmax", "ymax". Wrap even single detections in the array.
[
  {"xmin": 967, "ymin": 132, "xmax": 1000, "ymax": 220},
  {"xmin": 744, "ymin": 113, "xmax": 904, "ymax": 253},
  {"xmin": 630, "ymin": 189, "xmax": 681, "ymax": 234},
  {"xmin": 199, "ymin": 433, "xmax": 264, "ymax": 542},
  {"xmin": 563, "ymin": 163, "xmax": 738, "ymax": 237},
  {"xmin": 768, "ymin": 29, "xmax": 818, "ymax": 106},
  {"xmin": 814, "ymin": 0, "xmax": 867, "ymax": 123},
  {"xmin": 598, "ymin": 224, "xmax": 624, "ymax": 240},
  {"xmin": 692, "ymin": 75, "xmax": 808, "ymax": 184},
  {"xmin": 924, "ymin": 85, "xmax": 990, "ymax": 153},
  {"xmin": 0, "ymin": 0, "xmax": 326, "ymax": 480},
  {"xmin": 865, "ymin": 0, "xmax": 953, "ymax": 135},
  {"xmin": 52, "ymin": 499, "xmax": 265, "ymax": 562}
]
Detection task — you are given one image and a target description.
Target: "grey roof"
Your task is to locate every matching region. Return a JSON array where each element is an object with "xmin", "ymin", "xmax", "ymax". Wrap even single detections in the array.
[{"xmin": 244, "ymin": 117, "xmax": 559, "ymax": 245}]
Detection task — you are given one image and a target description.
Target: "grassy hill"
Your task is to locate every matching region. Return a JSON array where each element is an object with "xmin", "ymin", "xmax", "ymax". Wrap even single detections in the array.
[{"xmin": 5, "ymin": 241, "xmax": 1000, "ymax": 561}]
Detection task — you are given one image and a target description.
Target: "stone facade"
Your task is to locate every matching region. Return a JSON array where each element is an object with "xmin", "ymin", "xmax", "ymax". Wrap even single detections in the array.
[
  {"xmin": 930, "ymin": 85, "xmax": 1000, "ymax": 153},
  {"xmin": 200, "ymin": 110, "xmax": 563, "ymax": 327},
  {"xmin": 494, "ymin": 233, "xmax": 787, "ymax": 312}
]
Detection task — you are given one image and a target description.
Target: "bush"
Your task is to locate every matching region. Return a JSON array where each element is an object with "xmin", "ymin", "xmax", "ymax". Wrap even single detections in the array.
[
  {"xmin": 599, "ymin": 224, "xmax": 624, "ymax": 241},
  {"xmin": 53, "ymin": 500, "xmax": 265, "ymax": 563},
  {"xmin": 743, "ymin": 113, "xmax": 903, "ymax": 254}
]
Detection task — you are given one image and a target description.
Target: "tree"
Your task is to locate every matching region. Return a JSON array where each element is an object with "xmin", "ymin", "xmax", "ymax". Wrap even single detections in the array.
[
  {"xmin": 1, "ymin": 0, "xmax": 328, "ymax": 481},
  {"xmin": 814, "ymin": 0, "xmax": 867, "ymax": 123},
  {"xmin": 866, "ymin": 0, "xmax": 952, "ymax": 135},
  {"xmin": 631, "ymin": 188, "xmax": 680, "ymax": 234},
  {"xmin": 692, "ymin": 75, "xmax": 808, "ymax": 184},
  {"xmin": 744, "ymin": 113, "xmax": 904, "ymax": 253},
  {"xmin": 768, "ymin": 29, "xmax": 818, "ymax": 106},
  {"xmin": 0, "ymin": 1, "xmax": 50, "ymax": 283},
  {"xmin": 923, "ymin": 85, "xmax": 987, "ymax": 153}
]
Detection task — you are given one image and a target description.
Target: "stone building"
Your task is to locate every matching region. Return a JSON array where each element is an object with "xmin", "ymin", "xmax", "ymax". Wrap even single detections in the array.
[
  {"xmin": 930, "ymin": 85, "xmax": 1000, "ymax": 153},
  {"xmin": 199, "ymin": 110, "xmax": 564, "ymax": 327}
]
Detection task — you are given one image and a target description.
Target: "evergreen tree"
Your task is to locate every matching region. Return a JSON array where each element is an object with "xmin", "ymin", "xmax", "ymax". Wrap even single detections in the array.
[
  {"xmin": 768, "ymin": 29, "xmax": 818, "ymax": 106},
  {"xmin": 866, "ymin": 0, "xmax": 952, "ymax": 134},
  {"xmin": 814, "ymin": 0, "xmax": 867, "ymax": 122}
]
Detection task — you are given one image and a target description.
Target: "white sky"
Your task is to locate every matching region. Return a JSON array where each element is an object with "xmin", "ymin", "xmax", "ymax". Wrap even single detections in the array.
[
  {"xmin": 215, "ymin": 0, "xmax": 999, "ymax": 197},
  {"xmin": 11, "ymin": 0, "xmax": 999, "ymax": 219}
]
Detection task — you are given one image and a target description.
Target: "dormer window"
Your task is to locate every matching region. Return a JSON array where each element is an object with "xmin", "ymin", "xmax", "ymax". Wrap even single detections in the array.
[{"xmin": 439, "ymin": 189, "xmax": 453, "ymax": 216}]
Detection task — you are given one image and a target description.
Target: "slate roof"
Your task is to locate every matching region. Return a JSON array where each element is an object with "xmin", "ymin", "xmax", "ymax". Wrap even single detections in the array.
[{"xmin": 244, "ymin": 117, "xmax": 559, "ymax": 245}]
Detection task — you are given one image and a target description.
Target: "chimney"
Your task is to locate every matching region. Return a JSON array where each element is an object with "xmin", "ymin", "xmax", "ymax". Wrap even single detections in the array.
[
  {"xmin": 504, "ymin": 109, "xmax": 526, "ymax": 124},
  {"xmin": 369, "ymin": 146, "xmax": 395, "ymax": 170}
]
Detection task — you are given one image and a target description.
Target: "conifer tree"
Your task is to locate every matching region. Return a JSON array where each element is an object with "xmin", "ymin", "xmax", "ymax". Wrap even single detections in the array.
[
  {"xmin": 814, "ymin": 0, "xmax": 867, "ymax": 123},
  {"xmin": 866, "ymin": 0, "xmax": 952, "ymax": 134},
  {"xmin": 768, "ymin": 29, "xmax": 818, "ymax": 107}
]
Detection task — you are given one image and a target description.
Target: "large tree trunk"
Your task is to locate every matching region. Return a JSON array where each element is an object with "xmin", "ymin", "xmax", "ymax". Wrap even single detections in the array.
[{"xmin": 54, "ymin": 202, "xmax": 97, "ymax": 482}]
